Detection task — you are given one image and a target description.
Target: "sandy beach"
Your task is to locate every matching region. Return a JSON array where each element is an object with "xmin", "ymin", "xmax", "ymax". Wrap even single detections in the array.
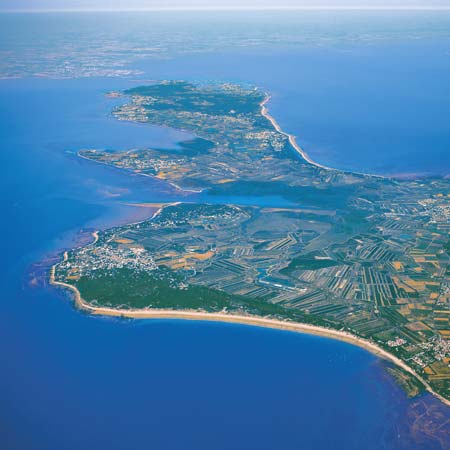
[
  {"xmin": 260, "ymin": 95, "xmax": 334, "ymax": 171},
  {"xmin": 49, "ymin": 247, "xmax": 449, "ymax": 407},
  {"xmin": 47, "ymin": 91, "xmax": 448, "ymax": 408},
  {"xmin": 260, "ymin": 95, "xmax": 387, "ymax": 180}
]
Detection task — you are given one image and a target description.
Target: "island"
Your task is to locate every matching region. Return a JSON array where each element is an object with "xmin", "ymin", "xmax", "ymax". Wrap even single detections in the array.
[{"xmin": 51, "ymin": 81, "xmax": 450, "ymax": 404}]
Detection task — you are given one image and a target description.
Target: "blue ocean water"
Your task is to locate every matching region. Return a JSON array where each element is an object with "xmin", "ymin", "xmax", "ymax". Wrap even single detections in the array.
[
  {"xmin": 132, "ymin": 41, "xmax": 450, "ymax": 178},
  {"xmin": 3, "ymin": 11, "xmax": 449, "ymax": 176},
  {"xmin": 1, "ymin": 12, "xmax": 450, "ymax": 450}
]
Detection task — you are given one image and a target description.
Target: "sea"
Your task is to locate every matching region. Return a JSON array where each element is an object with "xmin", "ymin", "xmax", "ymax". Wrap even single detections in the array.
[{"xmin": 0, "ymin": 11, "xmax": 449, "ymax": 450}]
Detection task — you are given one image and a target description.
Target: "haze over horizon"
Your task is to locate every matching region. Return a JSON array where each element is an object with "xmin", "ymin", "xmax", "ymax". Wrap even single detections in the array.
[{"xmin": 2, "ymin": 0, "xmax": 450, "ymax": 11}]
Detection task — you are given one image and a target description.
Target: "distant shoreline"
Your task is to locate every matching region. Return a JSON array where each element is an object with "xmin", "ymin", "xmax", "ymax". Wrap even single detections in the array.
[
  {"xmin": 81, "ymin": 90, "xmax": 382, "ymax": 181},
  {"xmin": 49, "ymin": 232, "xmax": 450, "ymax": 408}
]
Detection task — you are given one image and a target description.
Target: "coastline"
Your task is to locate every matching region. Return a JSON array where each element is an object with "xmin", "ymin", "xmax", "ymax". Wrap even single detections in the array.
[
  {"xmin": 81, "ymin": 89, "xmax": 384, "ymax": 183},
  {"xmin": 77, "ymin": 151, "xmax": 204, "ymax": 195},
  {"xmin": 48, "ymin": 85, "xmax": 448, "ymax": 408},
  {"xmin": 260, "ymin": 94, "xmax": 386, "ymax": 180},
  {"xmin": 260, "ymin": 95, "xmax": 334, "ymax": 172},
  {"xmin": 49, "ymin": 236, "xmax": 449, "ymax": 408}
]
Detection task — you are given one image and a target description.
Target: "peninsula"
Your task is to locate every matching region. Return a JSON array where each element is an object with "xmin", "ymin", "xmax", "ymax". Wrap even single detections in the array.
[{"xmin": 52, "ymin": 81, "xmax": 450, "ymax": 404}]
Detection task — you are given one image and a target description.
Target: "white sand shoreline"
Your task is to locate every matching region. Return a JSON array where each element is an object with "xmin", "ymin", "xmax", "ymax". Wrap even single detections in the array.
[
  {"xmin": 51, "ymin": 87, "xmax": 448, "ymax": 407},
  {"xmin": 260, "ymin": 94, "xmax": 386, "ymax": 179},
  {"xmin": 49, "ymin": 234, "xmax": 449, "ymax": 408},
  {"xmin": 260, "ymin": 95, "xmax": 334, "ymax": 171}
]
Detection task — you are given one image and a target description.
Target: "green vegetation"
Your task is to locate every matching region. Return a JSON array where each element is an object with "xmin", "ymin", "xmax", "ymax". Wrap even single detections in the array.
[
  {"xmin": 77, "ymin": 269, "xmax": 237, "ymax": 311},
  {"xmin": 125, "ymin": 81, "xmax": 264, "ymax": 116},
  {"xmin": 57, "ymin": 81, "xmax": 450, "ymax": 401}
]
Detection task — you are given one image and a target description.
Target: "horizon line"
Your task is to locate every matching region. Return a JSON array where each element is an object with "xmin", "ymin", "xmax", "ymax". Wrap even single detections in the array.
[{"xmin": 2, "ymin": 6, "xmax": 450, "ymax": 13}]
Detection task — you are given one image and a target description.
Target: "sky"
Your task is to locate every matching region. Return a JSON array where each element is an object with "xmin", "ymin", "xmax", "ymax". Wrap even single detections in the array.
[{"xmin": 2, "ymin": 0, "xmax": 450, "ymax": 12}]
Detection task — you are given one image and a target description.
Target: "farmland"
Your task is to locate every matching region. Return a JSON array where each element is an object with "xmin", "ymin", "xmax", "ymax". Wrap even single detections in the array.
[{"xmin": 54, "ymin": 81, "xmax": 450, "ymax": 401}]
